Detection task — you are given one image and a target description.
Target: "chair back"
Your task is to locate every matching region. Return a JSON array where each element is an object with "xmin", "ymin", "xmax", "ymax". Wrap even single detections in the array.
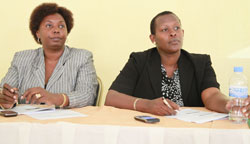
[{"xmin": 94, "ymin": 76, "xmax": 103, "ymax": 106}]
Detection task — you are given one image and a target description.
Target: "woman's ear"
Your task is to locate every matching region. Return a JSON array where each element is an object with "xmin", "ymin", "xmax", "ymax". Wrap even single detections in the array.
[
  {"xmin": 36, "ymin": 30, "xmax": 42, "ymax": 44},
  {"xmin": 149, "ymin": 34, "xmax": 155, "ymax": 44},
  {"xmin": 36, "ymin": 31, "xmax": 40, "ymax": 39}
]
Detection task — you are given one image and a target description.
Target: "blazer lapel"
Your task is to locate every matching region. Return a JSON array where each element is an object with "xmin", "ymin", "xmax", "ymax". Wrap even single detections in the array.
[
  {"xmin": 33, "ymin": 48, "xmax": 45, "ymax": 87},
  {"xmin": 147, "ymin": 49, "xmax": 162, "ymax": 99},
  {"xmin": 46, "ymin": 46, "xmax": 70, "ymax": 90},
  {"xmin": 178, "ymin": 50, "xmax": 194, "ymax": 105}
]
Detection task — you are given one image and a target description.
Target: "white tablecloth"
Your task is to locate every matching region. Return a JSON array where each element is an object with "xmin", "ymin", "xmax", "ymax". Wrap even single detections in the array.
[
  {"xmin": 0, "ymin": 122, "xmax": 249, "ymax": 144},
  {"xmin": 0, "ymin": 106, "xmax": 249, "ymax": 144}
]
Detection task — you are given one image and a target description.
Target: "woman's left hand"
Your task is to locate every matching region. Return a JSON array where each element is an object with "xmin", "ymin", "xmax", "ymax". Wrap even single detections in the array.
[
  {"xmin": 242, "ymin": 96, "xmax": 250, "ymax": 119},
  {"xmin": 21, "ymin": 87, "xmax": 57, "ymax": 105},
  {"xmin": 226, "ymin": 96, "xmax": 250, "ymax": 119}
]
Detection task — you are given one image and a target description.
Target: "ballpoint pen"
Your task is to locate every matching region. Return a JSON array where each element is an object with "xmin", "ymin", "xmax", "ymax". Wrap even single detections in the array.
[{"xmin": 162, "ymin": 97, "xmax": 173, "ymax": 109}]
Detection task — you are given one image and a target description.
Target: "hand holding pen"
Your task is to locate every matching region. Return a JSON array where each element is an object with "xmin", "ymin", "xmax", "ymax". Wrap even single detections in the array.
[
  {"xmin": 162, "ymin": 97, "xmax": 173, "ymax": 109},
  {"xmin": 162, "ymin": 97, "xmax": 180, "ymax": 112},
  {"xmin": 0, "ymin": 83, "xmax": 19, "ymax": 109},
  {"xmin": 143, "ymin": 97, "xmax": 180, "ymax": 116}
]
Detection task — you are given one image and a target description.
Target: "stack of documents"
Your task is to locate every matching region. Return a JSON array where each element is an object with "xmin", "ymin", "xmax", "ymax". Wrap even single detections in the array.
[
  {"xmin": 11, "ymin": 105, "xmax": 55, "ymax": 114},
  {"xmin": 0, "ymin": 105, "xmax": 87, "ymax": 120},
  {"xmin": 166, "ymin": 109, "xmax": 228, "ymax": 123},
  {"xmin": 27, "ymin": 109, "xmax": 86, "ymax": 120}
]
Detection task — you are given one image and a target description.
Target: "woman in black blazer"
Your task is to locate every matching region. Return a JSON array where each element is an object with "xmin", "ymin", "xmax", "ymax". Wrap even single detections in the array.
[{"xmin": 105, "ymin": 11, "xmax": 250, "ymax": 118}]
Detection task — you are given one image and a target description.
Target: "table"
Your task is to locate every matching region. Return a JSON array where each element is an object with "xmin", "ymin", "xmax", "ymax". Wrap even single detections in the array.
[{"xmin": 0, "ymin": 106, "xmax": 249, "ymax": 144}]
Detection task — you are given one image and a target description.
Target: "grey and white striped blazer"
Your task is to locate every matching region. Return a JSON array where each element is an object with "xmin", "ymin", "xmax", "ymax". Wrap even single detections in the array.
[{"xmin": 0, "ymin": 46, "xmax": 98, "ymax": 108}]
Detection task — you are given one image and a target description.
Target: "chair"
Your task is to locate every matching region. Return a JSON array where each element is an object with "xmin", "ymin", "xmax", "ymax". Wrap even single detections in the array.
[{"xmin": 93, "ymin": 76, "xmax": 103, "ymax": 106}]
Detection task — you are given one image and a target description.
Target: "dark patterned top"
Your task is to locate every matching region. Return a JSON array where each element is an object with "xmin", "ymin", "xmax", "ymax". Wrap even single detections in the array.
[{"xmin": 161, "ymin": 64, "xmax": 184, "ymax": 106}]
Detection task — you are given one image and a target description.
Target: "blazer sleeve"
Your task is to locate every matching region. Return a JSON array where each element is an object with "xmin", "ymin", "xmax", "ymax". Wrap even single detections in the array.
[
  {"xmin": 199, "ymin": 55, "xmax": 220, "ymax": 91},
  {"xmin": 0, "ymin": 52, "xmax": 20, "ymax": 88},
  {"xmin": 110, "ymin": 52, "xmax": 144, "ymax": 95},
  {"xmin": 66, "ymin": 51, "xmax": 98, "ymax": 108}
]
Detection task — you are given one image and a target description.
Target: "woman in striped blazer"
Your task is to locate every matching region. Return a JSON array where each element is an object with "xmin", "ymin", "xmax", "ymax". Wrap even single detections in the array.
[{"xmin": 0, "ymin": 3, "xmax": 98, "ymax": 109}]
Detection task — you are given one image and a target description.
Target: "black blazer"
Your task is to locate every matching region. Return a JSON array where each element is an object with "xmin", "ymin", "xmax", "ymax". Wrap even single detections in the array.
[{"xmin": 110, "ymin": 48, "xmax": 219, "ymax": 106}]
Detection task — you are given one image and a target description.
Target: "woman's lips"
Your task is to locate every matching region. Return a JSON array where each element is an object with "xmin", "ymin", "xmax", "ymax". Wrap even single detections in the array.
[
  {"xmin": 169, "ymin": 39, "xmax": 180, "ymax": 45},
  {"xmin": 50, "ymin": 37, "xmax": 61, "ymax": 41}
]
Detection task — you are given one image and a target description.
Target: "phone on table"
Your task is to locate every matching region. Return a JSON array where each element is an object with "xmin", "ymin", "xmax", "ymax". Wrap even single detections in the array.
[
  {"xmin": 134, "ymin": 115, "xmax": 160, "ymax": 123},
  {"xmin": 0, "ymin": 110, "xmax": 18, "ymax": 117}
]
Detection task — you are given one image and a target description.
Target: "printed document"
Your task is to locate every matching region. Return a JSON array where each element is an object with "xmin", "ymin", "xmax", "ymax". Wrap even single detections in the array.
[
  {"xmin": 26, "ymin": 109, "xmax": 87, "ymax": 120},
  {"xmin": 0, "ymin": 104, "xmax": 87, "ymax": 120},
  {"xmin": 0, "ymin": 104, "xmax": 55, "ymax": 114},
  {"xmin": 166, "ymin": 108, "xmax": 228, "ymax": 123}
]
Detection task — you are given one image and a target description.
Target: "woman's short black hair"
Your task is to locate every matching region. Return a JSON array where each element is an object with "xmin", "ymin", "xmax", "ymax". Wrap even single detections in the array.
[
  {"xmin": 29, "ymin": 3, "xmax": 74, "ymax": 44},
  {"xmin": 150, "ymin": 11, "xmax": 181, "ymax": 35}
]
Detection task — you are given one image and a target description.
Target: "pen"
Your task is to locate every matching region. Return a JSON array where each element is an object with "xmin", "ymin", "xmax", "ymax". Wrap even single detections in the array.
[{"xmin": 162, "ymin": 97, "xmax": 173, "ymax": 109}]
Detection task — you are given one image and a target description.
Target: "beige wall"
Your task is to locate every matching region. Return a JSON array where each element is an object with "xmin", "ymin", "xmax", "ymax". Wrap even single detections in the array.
[{"xmin": 0, "ymin": 0, "xmax": 249, "ymax": 105}]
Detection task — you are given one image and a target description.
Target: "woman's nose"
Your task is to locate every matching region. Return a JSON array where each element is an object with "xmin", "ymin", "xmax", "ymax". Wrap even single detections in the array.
[
  {"xmin": 53, "ymin": 28, "xmax": 59, "ymax": 33},
  {"xmin": 170, "ymin": 30, "xmax": 176, "ymax": 37}
]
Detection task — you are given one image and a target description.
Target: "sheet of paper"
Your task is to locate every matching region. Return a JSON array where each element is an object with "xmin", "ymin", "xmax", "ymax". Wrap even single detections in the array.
[
  {"xmin": 166, "ymin": 109, "xmax": 228, "ymax": 123},
  {"xmin": 26, "ymin": 109, "xmax": 87, "ymax": 120},
  {"xmin": 10, "ymin": 105, "xmax": 55, "ymax": 115}
]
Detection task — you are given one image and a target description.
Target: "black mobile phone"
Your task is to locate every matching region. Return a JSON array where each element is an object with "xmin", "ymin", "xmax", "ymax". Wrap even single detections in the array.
[
  {"xmin": 0, "ymin": 110, "xmax": 18, "ymax": 117},
  {"xmin": 134, "ymin": 115, "xmax": 160, "ymax": 123}
]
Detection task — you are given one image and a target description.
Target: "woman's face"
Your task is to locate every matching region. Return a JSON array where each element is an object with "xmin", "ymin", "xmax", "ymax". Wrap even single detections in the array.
[
  {"xmin": 150, "ymin": 14, "xmax": 184, "ymax": 55},
  {"xmin": 36, "ymin": 13, "xmax": 68, "ymax": 50}
]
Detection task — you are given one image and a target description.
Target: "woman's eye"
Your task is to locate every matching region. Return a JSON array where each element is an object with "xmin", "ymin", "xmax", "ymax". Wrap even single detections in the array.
[
  {"xmin": 174, "ymin": 26, "xmax": 180, "ymax": 30},
  {"xmin": 162, "ymin": 28, "xmax": 168, "ymax": 32},
  {"xmin": 45, "ymin": 24, "xmax": 52, "ymax": 28},
  {"xmin": 59, "ymin": 25, "xmax": 65, "ymax": 29}
]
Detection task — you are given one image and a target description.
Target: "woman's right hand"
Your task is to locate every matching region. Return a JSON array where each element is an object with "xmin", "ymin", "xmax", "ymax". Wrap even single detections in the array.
[
  {"xmin": 0, "ymin": 83, "xmax": 18, "ymax": 109},
  {"xmin": 139, "ymin": 97, "xmax": 180, "ymax": 116}
]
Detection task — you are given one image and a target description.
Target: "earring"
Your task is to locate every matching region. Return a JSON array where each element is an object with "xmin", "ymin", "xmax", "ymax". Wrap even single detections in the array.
[{"xmin": 37, "ymin": 38, "xmax": 41, "ymax": 44}]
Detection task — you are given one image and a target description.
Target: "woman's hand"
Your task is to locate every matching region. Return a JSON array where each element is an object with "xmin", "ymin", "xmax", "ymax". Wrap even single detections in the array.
[
  {"xmin": 21, "ymin": 87, "xmax": 60, "ymax": 106},
  {"xmin": 139, "ymin": 97, "xmax": 180, "ymax": 116},
  {"xmin": 242, "ymin": 97, "xmax": 250, "ymax": 119},
  {"xmin": 0, "ymin": 83, "xmax": 18, "ymax": 109},
  {"xmin": 225, "ymin": 96, "xmax": 250, "ymax": 119}
]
